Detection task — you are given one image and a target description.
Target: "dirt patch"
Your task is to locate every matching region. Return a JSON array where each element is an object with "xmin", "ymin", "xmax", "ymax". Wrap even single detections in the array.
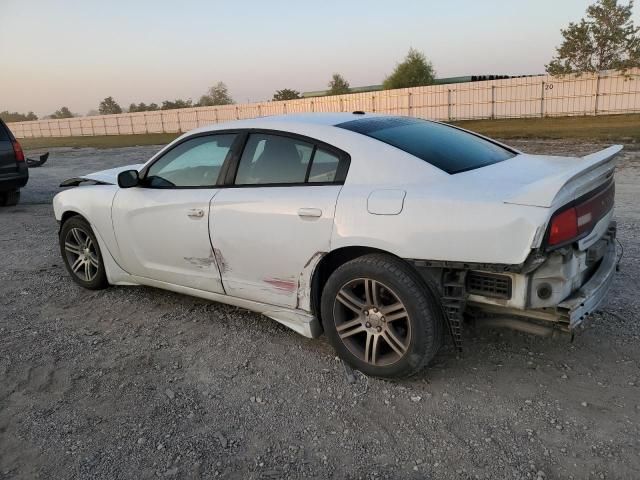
[{"xmin": 1, "ymin": 141, "xmax": 638, "ymax": 479}]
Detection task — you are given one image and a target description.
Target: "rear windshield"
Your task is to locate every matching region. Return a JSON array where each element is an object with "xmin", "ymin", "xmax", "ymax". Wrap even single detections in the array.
[
  {"xmin": 0, "ymin": 121, "xmax": 11, "ymax": 141},
  {"xmin": 337, "ymin": 117, "xmax": 515, "ymax": 174}
]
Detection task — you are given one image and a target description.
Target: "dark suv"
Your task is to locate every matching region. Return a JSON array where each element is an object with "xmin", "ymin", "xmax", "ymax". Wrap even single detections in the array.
[{"xmin": 0, "ymin": 119, "xmax": 28, "ymax": 206}]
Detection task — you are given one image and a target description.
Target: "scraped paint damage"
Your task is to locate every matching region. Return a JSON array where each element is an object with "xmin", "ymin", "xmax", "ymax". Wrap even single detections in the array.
[
  {"xmin": 212, "ymin": 247, "xmax": 230, "ymax": 274},
  {"xmin": 296, "ymin": 251, "xmax": 326, "ymax": 311},
  {"xmin": 183, "ymin": 249, "xmax": 217, "ymax": 269},
  {"xmin": 264, "ymin": 277, "xmax": 297, "ymax": 292}
]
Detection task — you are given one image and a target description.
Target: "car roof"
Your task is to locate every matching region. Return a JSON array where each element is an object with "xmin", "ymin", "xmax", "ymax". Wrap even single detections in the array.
[{"xmin": 188, "ymin": 112, "xmax": 390, "ymax": 135}]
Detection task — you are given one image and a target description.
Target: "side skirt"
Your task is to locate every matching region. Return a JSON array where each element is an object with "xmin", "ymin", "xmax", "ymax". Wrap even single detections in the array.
[{"xmin": 130, "ymin": 275, "xmax": 323, "ymax": 339}]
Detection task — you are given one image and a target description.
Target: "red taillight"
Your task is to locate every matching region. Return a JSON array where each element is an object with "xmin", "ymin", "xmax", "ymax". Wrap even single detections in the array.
[
  {"xmin": 12, "ymin": 141, "xmax": 25, "ymax": 162},
  {"xmin": 549, "ymin": 207, "xmax": 578, "ymax": 246},
  {"xmin": 547, "ymin": 181, "xmax": 615, "ymax": 247}
]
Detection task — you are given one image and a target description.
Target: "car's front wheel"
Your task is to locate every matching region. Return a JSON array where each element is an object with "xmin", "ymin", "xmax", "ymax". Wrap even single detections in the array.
[
  {"xmin": 59, "ymin": 216, "xmax": 109, "ymax": 290},
  {"xmin": 321, "ymin": 254, "xmax": 444, "ymax": 378},
  {"xmin": 0, "ymin": 190, "xmax": 20, "ymax": 206}
]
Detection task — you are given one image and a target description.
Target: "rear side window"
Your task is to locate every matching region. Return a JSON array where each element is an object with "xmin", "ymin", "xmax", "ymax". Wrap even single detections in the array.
[
  {"xmin": 0, "ymin": 121, "xmax": 11, "ymax": 141},
  {"xmin": 337, "ymin": 117, "xmax": 515, "ymax": 174}
]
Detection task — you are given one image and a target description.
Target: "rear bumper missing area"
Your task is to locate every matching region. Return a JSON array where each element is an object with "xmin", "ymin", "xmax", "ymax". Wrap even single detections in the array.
[{"xmin": 557, "ymin": 237, "xmax": 617, "ymax": 329}]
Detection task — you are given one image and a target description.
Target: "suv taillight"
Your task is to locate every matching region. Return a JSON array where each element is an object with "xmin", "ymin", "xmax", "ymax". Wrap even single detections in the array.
[
  {"xmin": 12, "ymin": 140, "xmax": 25, "ymax": 162},
  {"xmin": 547, "ymin": 181, "xmax": 615, "ymax": 247}
]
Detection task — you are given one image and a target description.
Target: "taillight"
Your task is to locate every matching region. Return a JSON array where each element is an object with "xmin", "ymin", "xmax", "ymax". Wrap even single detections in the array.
[
  {"xmin": 549, "ymin": 207, "xmax": 578, "ymax": 246},
  {"xmin": 12, "ymin": 141, "xmax": 25, "ymax": 162},
  {"xmin": 547, "ymin": 181, "xmax": 615, "ymax": 247}
]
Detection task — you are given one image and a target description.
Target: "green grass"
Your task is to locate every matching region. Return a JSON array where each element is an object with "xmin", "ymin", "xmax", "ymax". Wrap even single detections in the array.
[
  {"xmin": 452, "ymin": 113, "xmax": 640, "ymax": 142},
  {"xmin": 19, "ymin": 133, "xmax": 180, "ymax": 150},
  {"xmin": 17, "ymin": 114, "xmax": 640, "ymax": 150}
]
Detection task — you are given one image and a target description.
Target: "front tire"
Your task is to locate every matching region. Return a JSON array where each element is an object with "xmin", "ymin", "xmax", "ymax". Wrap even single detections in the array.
[
  {"xmin": 59, "ymin": 216, "xmax": 109, "ymax": 290},
  {"xmin": 321, "ymin": 254, "xmax": 444, "ymax": 378},
  {"xmin": 0, "ymin": 190, "xmax": 20, "ymax": 206}
]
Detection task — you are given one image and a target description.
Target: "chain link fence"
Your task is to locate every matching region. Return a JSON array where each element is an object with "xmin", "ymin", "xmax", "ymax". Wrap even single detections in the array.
[{"xmin": 8, "ymin": 69, "xmax": 640, "ymax": 138}]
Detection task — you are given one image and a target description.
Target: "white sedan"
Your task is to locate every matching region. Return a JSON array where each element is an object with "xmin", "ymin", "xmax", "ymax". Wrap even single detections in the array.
[{"xmin": 54, "ymin": 113, "xmax": 620, "ymax": 377}]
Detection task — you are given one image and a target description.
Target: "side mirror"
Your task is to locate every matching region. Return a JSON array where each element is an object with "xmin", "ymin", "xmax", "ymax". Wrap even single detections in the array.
[{"xmin": 117, "ymin": 170, "xmax": 140, "ymax": 188}]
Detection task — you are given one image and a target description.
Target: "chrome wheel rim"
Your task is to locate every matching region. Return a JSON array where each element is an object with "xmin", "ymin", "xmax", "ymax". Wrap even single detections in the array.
[
  {"xmin": 64, "ymin": 227, "xmax": 99, "ymax": 282},
  {"xmin": 333, "ymin": 278, "xmax": 411, "ymax": 366}
]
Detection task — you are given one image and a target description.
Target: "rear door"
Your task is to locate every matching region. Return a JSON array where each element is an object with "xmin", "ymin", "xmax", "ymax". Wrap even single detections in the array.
[
  {"xmin": 0, "ymin": 120, "xmax": 17, "ymax": 177},
  {"xmin": 210, "ymin": 131, "xmax": 349, "ymax": 308}
]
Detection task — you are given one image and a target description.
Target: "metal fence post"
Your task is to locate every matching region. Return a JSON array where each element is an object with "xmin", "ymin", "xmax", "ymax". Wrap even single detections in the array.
[
  {"xmin": 214, "ymin": 108, "xmax": 219, "ymax": 124},
  {"xmin": 372, "ymin": 95, "xmax": 376, "ymax": 112},
  {"xmin": 408, "ymin": 91, "xmax": 412, "ymax": 116},
  {"xmin": 235, "ymin": 106, "xmax": 240, "ymax": 120},
  {"xmin": 491, "ymin": 85, "xmax": 496, "ymax": 120},
  {"xmin": 177, "ymin": 111, "xmax": 183, "ymax": 133},
  {"xmin": 160, "ymin": 111, "xmax": 165, "ymax": 133},
  {"xmin": 448, "ymin": 89, "xmax": 453, "ymax": 121},
  {"xmin": 540, "ymin": 81, "xmax": 545, "ymax": 118},
  {"xmin": 594, "ymin": 74, "xmax": 601, "ymax": 115},
  {"xmin": 339, "ymin": 98, "xmax": 344, "ymax": 112},
  {"xmin": 195, "ymin": 109, "xmax": 200, "ymax": 127},
  {"xmin": 116, "ymin": 117, "xmax": 121, "ymax": 135}
]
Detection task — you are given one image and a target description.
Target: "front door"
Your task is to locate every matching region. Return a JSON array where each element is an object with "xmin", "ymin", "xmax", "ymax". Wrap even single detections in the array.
[
  {"xmin": 112, "ymin": 133, "xmax": 238, "ymax": 293},
  {"xmin": 210, "ymin": 132, "xmax": 348, "ymax": 308}
]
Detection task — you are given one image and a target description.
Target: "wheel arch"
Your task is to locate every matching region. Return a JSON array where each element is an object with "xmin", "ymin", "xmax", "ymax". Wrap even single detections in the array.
[{"xmin": 310, "ymin": 246, "xmax": 443, "ymax": 327}]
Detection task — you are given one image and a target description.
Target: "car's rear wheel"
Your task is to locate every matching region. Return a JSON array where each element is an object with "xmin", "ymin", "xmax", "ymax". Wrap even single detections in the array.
[
  {"xmin": 0, "ymin": 190, "xmax": 20, "ymax": 206},
  {"xmin": 321, "ymin": 254, "xmax": 443, "ymax": 378},
  {"xmin": 59, "ymin": 216, "xmax": 109, "ymax": 290}
]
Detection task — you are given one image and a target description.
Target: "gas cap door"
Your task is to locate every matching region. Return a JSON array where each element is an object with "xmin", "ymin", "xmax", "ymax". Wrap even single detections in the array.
[{"xmin": 367, "ymin": 189, "xmax": 406, "ymax": 215}]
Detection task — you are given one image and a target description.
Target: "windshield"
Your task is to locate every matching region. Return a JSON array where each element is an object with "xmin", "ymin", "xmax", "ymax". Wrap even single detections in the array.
[{"xmin": 337, "ymin": 116, "xmax": 515, "ymax": 174}]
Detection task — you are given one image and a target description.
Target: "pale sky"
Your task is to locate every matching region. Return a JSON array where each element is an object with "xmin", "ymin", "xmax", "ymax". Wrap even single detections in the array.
[{"xmin": 1, "ymin": 0, "xmax": 637, "ymax": 117}]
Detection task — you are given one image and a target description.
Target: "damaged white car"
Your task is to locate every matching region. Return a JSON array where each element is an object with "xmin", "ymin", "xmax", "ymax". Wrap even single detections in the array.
[{"xmin": 54, "ymin": 113, "xmax": 620, "ymax": 377}]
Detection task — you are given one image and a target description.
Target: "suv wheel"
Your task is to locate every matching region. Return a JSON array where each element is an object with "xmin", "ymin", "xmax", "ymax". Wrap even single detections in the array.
[
  {"xmin": 59, "ymin": 216, "xmax": 109, "ymax": 290},
  {"xmin": 321, "ymin": 254, "xmax": 444, "ymax": 378},
  {"xmin": 0, "ymin": 190, "xmax": 20, "ymax": 206}
]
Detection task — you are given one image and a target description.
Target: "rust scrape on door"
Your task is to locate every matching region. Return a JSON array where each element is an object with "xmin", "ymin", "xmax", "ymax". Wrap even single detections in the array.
[
  {"xmin": 212, "ymin": 247, "xmax": 230, "ymax": 274},
  {"xmin": 297, "ymin": 251, "xmax": 326, "ymax": 311},
  {"xmin": 264, "ymin": 277, "xmax": 297, "ymax": 292},
  {"xmin": 183, "ymin": 250, "xmax": 217, "ymax": 269}
]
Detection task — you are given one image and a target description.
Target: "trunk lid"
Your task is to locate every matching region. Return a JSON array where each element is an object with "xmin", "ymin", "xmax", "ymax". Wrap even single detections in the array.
[{"xmin": 457, "ymin": 145, "xmax": 622, "ymax": 209}]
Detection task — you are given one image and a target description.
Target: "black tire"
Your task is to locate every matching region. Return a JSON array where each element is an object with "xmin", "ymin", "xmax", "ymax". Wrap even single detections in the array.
[
  {"xmin": 59, "ymin": 216, "xmax": 109, "ymax": 290},
  {"xmin": 0, "ymin": 190, "xmax": 20, "ymax": 206},
  {"xmin": 321, "ymin": 253, "xmax": 443, "ymax": 378}
]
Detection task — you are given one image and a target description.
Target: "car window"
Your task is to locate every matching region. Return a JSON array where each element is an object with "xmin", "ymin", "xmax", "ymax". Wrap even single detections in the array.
[
  {"xmin": 0, "ymin": 121, "xmax": 11, "ymax": 141},
  {"xmin": 337, "ymin": 117, "xmax": 515, "ymax": 174},
  {"xmin": 308, "ymin": 149, "xmax": 340, "ymax": 183},
  {"xmin": 146, "ymin": 134, "xmax": 236, "ymax": 187},
  {"xmin": 235, "ymin": 134, "xmax": 313, "ymax": 185}
]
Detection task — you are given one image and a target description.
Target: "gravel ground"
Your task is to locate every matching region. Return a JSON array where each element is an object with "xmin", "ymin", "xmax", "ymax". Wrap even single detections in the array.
[{"xmin": 1, "ymin": 140, "xmax": 639, "ymax": 479}]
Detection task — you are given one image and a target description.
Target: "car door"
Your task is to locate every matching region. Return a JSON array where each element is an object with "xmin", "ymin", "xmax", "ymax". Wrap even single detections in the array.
[
  {"xmin": 210, "ymin": 131, "xmax": 349, "ymax": 308},
  {"xmin": 112, "ymin": 133, "xmax": 239, "ymax": 293}
]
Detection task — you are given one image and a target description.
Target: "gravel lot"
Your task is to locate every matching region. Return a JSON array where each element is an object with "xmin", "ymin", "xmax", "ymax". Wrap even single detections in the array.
[{"xmin": 1, "ymin": 140, "xmax": 639, "ymax": 479}]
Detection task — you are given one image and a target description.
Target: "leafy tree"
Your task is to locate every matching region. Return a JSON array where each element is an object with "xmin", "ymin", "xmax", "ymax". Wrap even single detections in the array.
[
  {"xmin": 327, "ymin": 73, "xmax": 350, "ymax": 95},
  {"xmin": 161, "ymin": 99, "xmax": 193, "ymax": 110},
  {"xmin": 272, "ymin": 88, "xmax": 301, "ymax": 101},
  {"xmin": 198, "ymin": 82, "xmax": 234, "ymax": 106},
  {"xmin": 98, "ymin": 96, "xmax": 123, "ymax": 115},
  {"xmin": 546, "ymin": 0, "xmax": 640, "ymax": 75},
  {"xmin": 383, "ymin": 48, "xmax": 436, "ymax": 89},
  {"xmin": 128, "ymin": 102, "xmax": 159, "ymax": 113},
  {"xmin": 50, "ymin": 107, "xmax": 74, "ymax": 119},
  {"xmin": 0, "ymin": 111, "xmax": 38, "ymax": 122}
]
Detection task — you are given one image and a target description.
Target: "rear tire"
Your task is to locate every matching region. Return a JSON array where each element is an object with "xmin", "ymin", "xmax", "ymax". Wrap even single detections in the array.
[
  {"xmin": 321, "ymin": 253, "xmax": 443, "ymax": 378},
  {"xmin": 0, "ymin": 190, "xmax": 20, "ymax": 206},
  {"xmin": 59, "ymin": 216, "xmax": 109, "ymax": 290}
]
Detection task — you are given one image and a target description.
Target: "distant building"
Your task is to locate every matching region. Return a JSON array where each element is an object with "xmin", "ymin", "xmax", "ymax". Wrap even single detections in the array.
[{"xmin": 301, "ymin": 75, "xmax": 537, "ymax": 98}]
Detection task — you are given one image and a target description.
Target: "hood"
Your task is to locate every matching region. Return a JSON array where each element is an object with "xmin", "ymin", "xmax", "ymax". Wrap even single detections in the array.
[
  {"xmin": 60, "ymin": 164, "xmax": 144, "ymax": 187},
  {"xmin": 455, "ymin": 145, "xmax": 622, "ymax": 209}
]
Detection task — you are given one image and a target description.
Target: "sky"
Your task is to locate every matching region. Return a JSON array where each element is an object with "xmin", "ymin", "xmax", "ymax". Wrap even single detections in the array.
[{"xmin": 1, "ymin": 0, "xmax": 638, "ymax": 117}]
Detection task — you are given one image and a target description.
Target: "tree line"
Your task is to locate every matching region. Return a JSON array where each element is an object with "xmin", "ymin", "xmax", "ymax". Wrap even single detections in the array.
[{"xmin": 2, "ymin": 0, "xmax": 638, "ymax": 123}]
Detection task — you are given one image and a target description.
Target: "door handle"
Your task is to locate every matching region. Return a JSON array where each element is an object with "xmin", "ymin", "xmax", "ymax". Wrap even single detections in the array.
[
  {"xmin": 298, "ymin": 208, "xmax": 322, "ymax": 218},
  {"xmin": 187, "ymin": 208, "xmax": 205, "ymax": 218}
]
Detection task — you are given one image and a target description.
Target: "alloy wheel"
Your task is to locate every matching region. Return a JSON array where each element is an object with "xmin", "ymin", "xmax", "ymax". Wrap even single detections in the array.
[
  {"xmin": 333, "ymin": 278, "xmax": 411, "ymax": 366},
  {"xmin": 64, "ymin": 227, "xmax": 100, "ymax": 282}
]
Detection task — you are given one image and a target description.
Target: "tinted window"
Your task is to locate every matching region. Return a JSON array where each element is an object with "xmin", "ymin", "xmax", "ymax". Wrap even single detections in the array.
[
  {"xmin": 146, "ymin": 134, "xmax": 236, "ymax": 187},
  {"xmin": 308, "ymin": 149, "xmax": 339, "ymax": 183},
  {"xmin": 337, "ymin": 117, "xmax": 515, "ymax": 174},
  {"xmin": 0, "ymin": 121, "xmax": 11, "ymax": 141},
  {"xmin": 235, "ymin": 134, "xmax": 313, "ymax": 185}
]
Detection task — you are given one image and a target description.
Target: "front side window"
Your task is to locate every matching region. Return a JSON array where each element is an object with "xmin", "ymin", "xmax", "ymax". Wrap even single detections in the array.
[
  {"xmin": 146, "ymin": 134, "xmax": 236, "ymax": 187},
  {"xmin": 337, "ymin": 117, "xmax": 515, "ymax": 174},
  {"xmin": 235, "ymin": 134, "xmax": 314, "ymax": 185}
]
